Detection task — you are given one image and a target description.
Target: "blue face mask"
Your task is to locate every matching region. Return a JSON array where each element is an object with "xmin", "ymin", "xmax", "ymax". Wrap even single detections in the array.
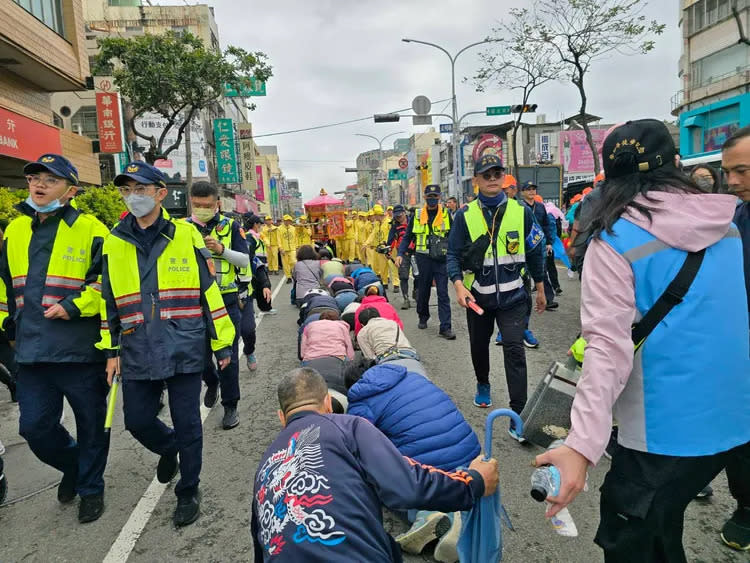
[{"xmin": 25, "ymin": 186, "xmax": 72, "ymax": 214}]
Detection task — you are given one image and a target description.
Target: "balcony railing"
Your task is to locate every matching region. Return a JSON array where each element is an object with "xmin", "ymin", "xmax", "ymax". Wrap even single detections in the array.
[{"xmin": 672, "ymin": 65, "xmax": 750, "ymax": 114}]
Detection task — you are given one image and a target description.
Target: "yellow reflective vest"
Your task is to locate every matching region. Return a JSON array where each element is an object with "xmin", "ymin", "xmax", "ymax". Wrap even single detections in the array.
[
  {"xmin": 185, "ymin": 215, "xmax": 243, "ymax": 295},
  {"xmin": 0, "ymin": 205, "xmax": 109, "ymax": 363},
  {"xmin": 97, "ymin": 212, "xmax": 235, "ymax": 380},
  {"xmin": 412, "ymin": 206, "xmax": 451, "ymax": 253}
]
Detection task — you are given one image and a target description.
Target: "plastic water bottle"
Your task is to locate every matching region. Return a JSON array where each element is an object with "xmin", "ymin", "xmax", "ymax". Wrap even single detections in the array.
[{"xmin": 530, "ymin": 439, "xmax": 579, "ymax": 537}]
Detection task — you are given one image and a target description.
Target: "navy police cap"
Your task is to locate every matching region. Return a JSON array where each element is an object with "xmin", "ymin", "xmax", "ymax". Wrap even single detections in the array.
[
  {"xmin": 424, "ymin": 184, "xmax": 441, "ymax": 196},
  {"xmin": 474, "ymin": 153, "xmax": 505, "ymax": 175},
  {"xmin": 24, "ymin": 154, "xmax": 79, "ymax": 185},
  {"xmin": 114, "ymin": 161, "xmax": 167, "ymax": 188}
]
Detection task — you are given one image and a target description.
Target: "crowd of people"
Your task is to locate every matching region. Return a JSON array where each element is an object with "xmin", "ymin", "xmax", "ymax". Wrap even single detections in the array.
[{"xmin": 0, "ymin": 118, "xmax": 748, "ymax": 563}]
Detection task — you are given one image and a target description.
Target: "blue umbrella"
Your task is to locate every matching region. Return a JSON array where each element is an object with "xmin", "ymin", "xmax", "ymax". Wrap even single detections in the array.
[{"xmin": 457, "ymin": 409, "xmax": 523, "ymax": 563}]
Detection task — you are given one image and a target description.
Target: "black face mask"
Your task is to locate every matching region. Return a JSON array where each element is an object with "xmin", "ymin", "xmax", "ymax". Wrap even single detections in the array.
[{"xmin": 425, "ymin": 197, "xmax": 439, "ymax": 208}]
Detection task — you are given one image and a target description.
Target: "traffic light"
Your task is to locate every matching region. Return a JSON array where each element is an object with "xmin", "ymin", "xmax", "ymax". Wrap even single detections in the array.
[
  {"xmin": 511, "ymin": 104, "xmax": 538, "ymax": 113},
  {"xmin": 374, "ymin": 113, "xmax": 401, "ymax": 123}
]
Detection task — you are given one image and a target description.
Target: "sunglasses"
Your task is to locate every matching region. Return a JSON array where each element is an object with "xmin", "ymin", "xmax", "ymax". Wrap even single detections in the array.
[{"xmin": 481, "ymin": 169, "xmax": 504, "ymax": 181}]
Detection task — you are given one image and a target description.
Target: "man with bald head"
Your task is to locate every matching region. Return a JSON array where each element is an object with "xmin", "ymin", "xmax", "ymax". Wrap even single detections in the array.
[{"xmin": 251, "ymin": 367, "xmax": 499, "ymax": 562}]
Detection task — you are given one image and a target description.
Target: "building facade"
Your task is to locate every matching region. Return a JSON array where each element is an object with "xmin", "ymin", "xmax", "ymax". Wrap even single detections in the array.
[
  {"xmin": 1, "ymin": 0, "xmax": 101, "ymax": 186},
  {"xmin": 672, "ymin": 0, "xmax": 750, "ymax": 159}
]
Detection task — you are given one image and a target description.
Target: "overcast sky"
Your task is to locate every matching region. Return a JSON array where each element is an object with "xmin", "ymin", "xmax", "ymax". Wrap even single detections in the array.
[{"xmin": 162, "ymin": 0, "xmax": 680, "ymax": 201}]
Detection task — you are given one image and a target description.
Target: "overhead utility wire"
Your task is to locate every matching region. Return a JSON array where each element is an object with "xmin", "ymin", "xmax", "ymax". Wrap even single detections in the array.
[{"xmin": 253, "ymin": 97, "xmax": 451, "ymax": 138}]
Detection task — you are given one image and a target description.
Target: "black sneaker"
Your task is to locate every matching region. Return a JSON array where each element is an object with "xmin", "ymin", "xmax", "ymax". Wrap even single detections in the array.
[
  {"xmin": 721, "ymin": 506, "xmax": 750, "ymax": 551},
  {"xmin": 174, "ymin": 490, "xmax": 201, "ymax": 527},
  {"xmin": 78, "ymin": 493, "xmax": 104, "ymax": 523},
  {"xmin": 695, "ymin": 485, "xmax": 714, "ymax": 499},
  {"xmin": 0, "ymin": 469, "xmax": 7, "ymax": 505},
  {"xmin": 222, "ymin": 406, "xmax": 240, "ymax": 430},
  {"xmin": 439, "ymin": 329, "xmax": 456, "ymax": 340},
  {"xmin": 203, "ymin": 384, "xmax": 218, "ymax": 409},
  {"xmin": 157, "ymin": 454, "xmax": 178, "ymax": 484},
  {"xmin": 545, "ymin": 302, "xmax": 559, "ymax": 311},
  {"xmin": 555, "ymin": 288, "xmax": 563, "ymax": 295},
  {"xmin": 58, "ymin": 466, "xmax": 78, "ymax": 504},
  {"xmin": 285, "ymin": 278, "xmax": 293, "ymax": 285},
  {"xmin": 418, "ymin": 321, "xmax": 428, "ymax": 330},
  {"xmin": 400, "ymin": 298, "xmax": 410, "ymax": 310}
]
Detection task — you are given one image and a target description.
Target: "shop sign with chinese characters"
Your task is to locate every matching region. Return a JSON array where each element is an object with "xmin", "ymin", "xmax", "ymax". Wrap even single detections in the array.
[
  {"xmin": 213, "ymin": 119, "xmax": 238, "ymax": 184},
  {"xmin": 237, "ymin": 123, "xmax": 259, "ymax": 199},
  {"xmin": 95, "ymin": 93, "xmax": 124, "ymax": 153},
  {"xmin": 0, "ymin": 107, "xmax": 62, "ymax": 161}
]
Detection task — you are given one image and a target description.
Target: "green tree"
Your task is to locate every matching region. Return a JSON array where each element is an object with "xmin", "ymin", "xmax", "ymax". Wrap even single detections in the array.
[
  {"xmin": 0, "ymin": 187, "xmax": 28, "ymax": 230},
  {"xmin": 530, "ymin": 0, "xmax": 665, "ymax": 174},
  {"xmin": 94, "ymin": 31, "xmax": 272, "ymax": 164},
  {"xmin": 75, "ymin": 184, "xmax": 127, "ymax": 228},
  {"xmin": 473, "ymin": 8, "xmax": 564, "ymax": 173}
]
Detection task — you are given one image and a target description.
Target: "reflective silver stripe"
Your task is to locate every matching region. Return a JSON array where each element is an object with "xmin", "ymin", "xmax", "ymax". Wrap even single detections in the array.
[
  {"xmin": 211, "ymin": 307, "xmax": 228, "ymax": 320},
  {"xmin": 483, "ymin": 254, "xmax": 526, "ymax": 266},
  {"xmin": 159, "ymin": 289, "xmax": 201, "ymax": 300},
  {"xmin": 623, "ymin": 228, "xmax": 740, "ymax": 264},
  {"xmin": 121, "ymin": 312, "xmax": 144, "ymax": 324},
  {"xmin": 0, "ymin": 303, "xmax": 8, "ymax": 312},
  {"xmin": 89, "ymin": 281, "xmax": 102, "ymax": 292},
  {"xmin": 42, "ymin": 295, "xmax": 63, "ymax": 307},
  {"xmin": 160, "ymin": 307, "xmax": 202, "ymax": 320},
  {"xmin": 622, "ymin": 240, "xmax": 670, "ymax": 264},
  {"xmin": 45, "ymin": 276, "xmax": 83, "ymax": 289},
  {"xmin": 12, "ymin": 276, "xmax": 26, "ymax": 288},
  {"xmin": 15, "ymin": 296, "xmax": 24, "ymax": 308},
  {"xmin": 116, "ymin": 293, "xmax": 141, "ymax": 306},
  {"xmin": 471, "ymin": 277, "xmax": 524, "ymax": 294},
  {"xmin": 100, "ymin": 320, "xmax": 108, "ymax": 330}
]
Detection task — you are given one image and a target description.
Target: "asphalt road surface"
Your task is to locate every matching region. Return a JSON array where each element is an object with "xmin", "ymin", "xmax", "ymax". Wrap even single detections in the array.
[{"xmin": 0, "ymin": 270, "xmax": 744, "ymax": 562}]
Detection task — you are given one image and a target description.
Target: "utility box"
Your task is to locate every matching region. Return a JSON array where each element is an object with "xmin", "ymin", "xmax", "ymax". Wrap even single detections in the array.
[{"xmin": 516, "ymin": 165, "xmax": 563, "ymax": 206}]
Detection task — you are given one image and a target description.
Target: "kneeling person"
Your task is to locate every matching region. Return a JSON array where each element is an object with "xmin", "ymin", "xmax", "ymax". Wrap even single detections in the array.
[
  {"xmin": 100, "ymin": 162, "xmax": 235, "ymax": 527},
  {"xmin": 251, "ymin": 368, "xmax": 497, "ymax": 562}
]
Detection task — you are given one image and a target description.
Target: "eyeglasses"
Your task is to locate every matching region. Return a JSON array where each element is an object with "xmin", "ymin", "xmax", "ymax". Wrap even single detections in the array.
[
  {"xmin": 118, "ymin": 184, "xmax": 157, "ymax": 196},
  {"xmin": 481, "ymin": 169, "xmax": 504, "ymax": 181},
  {"xmin": 26, "ymin": 174, "xmax": 65, "ymax": 188}
]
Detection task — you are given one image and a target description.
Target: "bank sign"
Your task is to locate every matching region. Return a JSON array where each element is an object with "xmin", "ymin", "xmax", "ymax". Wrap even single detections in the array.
[
  {"xmin": 0, "ymin": 107, "xmax": 61, "ymax": 161},
  {"xmin": 213, "ymin": 119, "xmax": 238, "ymax": 184}
]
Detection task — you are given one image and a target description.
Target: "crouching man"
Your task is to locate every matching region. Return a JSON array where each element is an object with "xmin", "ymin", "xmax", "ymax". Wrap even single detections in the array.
[{"xmin": 251, "ymin": 367, "xmax": 498, "ymax": 562}]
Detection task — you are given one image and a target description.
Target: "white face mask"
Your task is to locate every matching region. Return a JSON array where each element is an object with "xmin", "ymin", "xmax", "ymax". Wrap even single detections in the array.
[{"xmin": 124, "ymin": 194, "xmax": 157, "ymax": 218}]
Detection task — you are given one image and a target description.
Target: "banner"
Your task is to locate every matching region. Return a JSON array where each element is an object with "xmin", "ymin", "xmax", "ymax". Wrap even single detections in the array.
[
  {"xmin": 270, "ymin": 176, "xmax": 279, "ymax": 206},
  {"xmin": 237, "ymin": 123, "xmax": 258, "ymax": 198},
  {"xmin": 136, "ymin": 112, "xmax": 207, "ymax": 178},
  {"xmin": 95, "ymin": 92, "xmax": 124, "ymax": 153},
  {"xmin": 213, "ymin": 119, "xmax": 238, "ymax": 184},
  {"xmin": 0, "ymin": 107, "xmax": 61, "ymax": 161},
  {"xmin": 255, "ymin": 165, "xmax": 265, "ymax": 201},
  {"xmin": 559, "ymin": 130, "xmax": 607, "ymax": 174}
]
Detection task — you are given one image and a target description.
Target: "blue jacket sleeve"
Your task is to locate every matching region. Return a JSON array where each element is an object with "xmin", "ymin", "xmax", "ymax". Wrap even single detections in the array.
[
  {"xmin": 539, "ymin": 204, "xmax": 555, "ymax": 246},
  {"xmin": 446, "ymin": 209, "xmax": 468, "ymax": 283},
  {"xmin": 524, "ymin": 207, "xmax": 545, "ymax": 283},
  {"xmin": 397, "ymin": 219, "xmax": 416, "ymax": 257},
  {"xmin": 351, "ymin": 416, "xmax": 484, "ymax": 513}
]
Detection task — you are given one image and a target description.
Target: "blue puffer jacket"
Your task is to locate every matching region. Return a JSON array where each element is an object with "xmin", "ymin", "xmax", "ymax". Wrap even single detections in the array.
[{"xmin": 347, "ymin": 363, "xmax": 480, "ymax": 471}]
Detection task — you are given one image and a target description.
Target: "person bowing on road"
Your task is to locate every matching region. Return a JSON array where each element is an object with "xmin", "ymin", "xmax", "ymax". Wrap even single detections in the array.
[
  {"xmin": 446, "ymin": 153, "xmax": 545, "ymax": 436},
  {"xmin": 98, "ymin": 161, "xmax": 235, "ymax": 527}
]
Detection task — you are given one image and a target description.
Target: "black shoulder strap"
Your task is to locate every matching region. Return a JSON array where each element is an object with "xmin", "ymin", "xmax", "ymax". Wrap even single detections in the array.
[{"xmin": 631, "ymin": 248, "xmax": 706, "ymax": 351}]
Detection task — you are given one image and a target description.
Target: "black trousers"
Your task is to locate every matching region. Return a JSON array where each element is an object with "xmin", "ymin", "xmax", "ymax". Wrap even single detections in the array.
[
  {"xmin": 546, "ymin": 251, "xmax": 560, "ymax": 291},
  {"xmin": 596, "ymin": 440, "xmax": 750, "ymax": 562},
  {"xmin": 398, "ymin": 255, "xmax": 412, "ymax": 300},
  {"xmin": 466, "ymin": 299, "xmax": 527, "ymax": 413}
]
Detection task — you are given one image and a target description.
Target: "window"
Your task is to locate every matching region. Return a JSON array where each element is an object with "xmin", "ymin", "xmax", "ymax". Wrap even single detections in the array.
[
  {"xmin": 12, "ymin": 0, "xmax": 64, "ymax": 36},
  {"xmin": 686, "ymin": 0, "xmax": 740, "ymax": 35},
  {"xmin": 71, "ymin": 106, "xmax": 99, "ymax": 140},
  {"xmin": 691, "ymin": 43, "xmax": 750, "ymax": 87}
]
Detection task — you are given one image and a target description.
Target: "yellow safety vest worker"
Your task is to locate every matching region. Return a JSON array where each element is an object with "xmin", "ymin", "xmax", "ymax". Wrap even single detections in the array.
[
  {"xmin": 96, "ymin": 217, "xmax": 234, "ymax": 360},
  {"xmin": 462, "ymin": 198, "xmax": 526, "ymax": 292},
  {"xmin": 411, "ymin": 206, "xmax": 451, "ymax": 253}
]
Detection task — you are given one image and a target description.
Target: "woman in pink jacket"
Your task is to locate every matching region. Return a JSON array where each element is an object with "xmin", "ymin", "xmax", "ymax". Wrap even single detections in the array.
[{"xmin": 535, "ymin": 120, "xmax": 750, "ymax": 562}]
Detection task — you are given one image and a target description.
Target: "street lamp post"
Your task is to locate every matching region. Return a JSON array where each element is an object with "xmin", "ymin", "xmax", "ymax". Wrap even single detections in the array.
[
  {"xmin": 402, "ymin": 38, "xmax": 496, "ymax": 198},
  {"xmin": 355, "ymin": 131, "xmax": 405, "ymax": 206}
]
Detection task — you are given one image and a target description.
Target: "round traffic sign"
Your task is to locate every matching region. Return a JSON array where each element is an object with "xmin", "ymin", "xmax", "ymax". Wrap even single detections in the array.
[
  {"xmin": 411, "ymin": 95, "xmax": 431, "ymax": 116},
  {"xmin": 398, "ymin": 157, "xmax": 408, "ymax": 170}
]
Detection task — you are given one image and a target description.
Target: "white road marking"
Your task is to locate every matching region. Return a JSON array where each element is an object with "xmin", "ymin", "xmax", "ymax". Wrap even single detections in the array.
[{"xmin": 103, "ymin": 276, "xmax": 287, "ymax": 563}]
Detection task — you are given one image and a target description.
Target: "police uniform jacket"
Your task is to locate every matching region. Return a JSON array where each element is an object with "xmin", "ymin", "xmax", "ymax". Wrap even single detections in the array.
[
  {"xmin": 0, "ymin": 203, "xmax": 108, "ymax": 364},
  {"xmin": 98, "ymin": 210, "xmax": 233, "ymax": 381}
]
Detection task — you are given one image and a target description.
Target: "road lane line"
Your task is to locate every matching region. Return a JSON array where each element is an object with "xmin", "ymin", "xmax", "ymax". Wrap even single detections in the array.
[{"xmin": 103, "ymin": 276, "xmax": 287, "ymax": 563}]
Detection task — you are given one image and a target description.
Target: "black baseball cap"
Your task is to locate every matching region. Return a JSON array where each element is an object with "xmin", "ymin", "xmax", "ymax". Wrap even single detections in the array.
[
  {"xmin": 393, "ymin": 204, "xmax": 406, "ymax": 214},
  {"xmin": 603, "ymin": 119, "xmax": 676, "ymax": 179},
  {"xmin": 521, "ymin": 181, "xmax": 537, "ymax": 191},
  {"xmin": 114, "ymin": 161, "xmax": 167, "ymax": 188},
  {"xmin": 474, "ymin": 153, "xmax": 505, "ymax": 175},
  {"xmin": 424, "ymin": 184, "xmax": 441, "ymax": 196},
  {"xmin": 24, "ymin": 154, "xmax": 79, "ymax": 185}
]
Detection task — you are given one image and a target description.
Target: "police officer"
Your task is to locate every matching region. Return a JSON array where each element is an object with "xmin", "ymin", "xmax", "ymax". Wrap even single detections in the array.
[
  {"xmin": 519, "ymin": 181, "xmax": 558, "ymax": 310},
  {"xmin": 242, "ymin": 214, "xmax": 273, "ymax": 371},
  {"xmin": 396, "ymin": 185, "xmax": 455, "ymax": 339},
  {"xmin": 100, "ymin": 162, "xmax": 234, "ymax": 527},
  {"xmin": 186, "ymin": 181, "xmax": 248, "ymax": 429},
  {"xmin": 0, "ymin": 154, "xmax": 111, "ymax": 523},
  {"xmin": 446, "ymin": 154, "xmax": 545, "ymax": 434}
]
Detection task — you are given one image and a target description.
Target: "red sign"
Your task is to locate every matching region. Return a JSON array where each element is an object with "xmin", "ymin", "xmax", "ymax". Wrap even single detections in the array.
[
  {"xmin": 0, "ymin": 107, "xmax": 62, "ymax": 162},
  {"xmin": 95, "ymin": 92, "xmax": 124, "ymax": 153},
  {"xmin": 255, "ymin": 165, "xmax": 265, "ymax": 202},
  {"xmin": 398, "ymin": 157, "xmax": 408, "ymax": 170}
]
